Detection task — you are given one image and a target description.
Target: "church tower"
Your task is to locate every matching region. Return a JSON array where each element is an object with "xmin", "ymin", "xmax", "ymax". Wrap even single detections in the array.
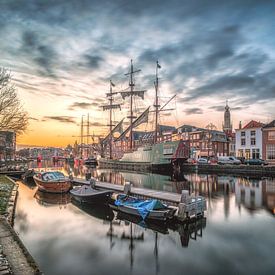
[{"xmin": 223, "ymin": 100, "xmax": 232, "ymax": 134}]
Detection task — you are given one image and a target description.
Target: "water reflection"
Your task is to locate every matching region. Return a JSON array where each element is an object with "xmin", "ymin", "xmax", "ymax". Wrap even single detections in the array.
[
  {"xmin": 72, "ymin": 201, "xmax": 114, "ymax": 221},
  {"xmin": 34, "ymin": 190, "xmax": 71, "ymax": 208},
  {"xmin": 15, "ymin": 162, "xmax": 275, "ymax": 274}
]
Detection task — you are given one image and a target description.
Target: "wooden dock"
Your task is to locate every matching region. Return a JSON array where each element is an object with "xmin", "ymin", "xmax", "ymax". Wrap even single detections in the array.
[
  {"xmin": 72, "ymin": 177, "xmax": 207, "ymax": 220},
  {"xmin": 73, "ymin": 178, "xmax": 181, "ymax": 204}
]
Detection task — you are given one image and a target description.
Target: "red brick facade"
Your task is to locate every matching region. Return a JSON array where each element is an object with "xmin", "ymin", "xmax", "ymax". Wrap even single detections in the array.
[{"xmin": 262, "ymin": 122, "xmax": 275, "ymax": 163}]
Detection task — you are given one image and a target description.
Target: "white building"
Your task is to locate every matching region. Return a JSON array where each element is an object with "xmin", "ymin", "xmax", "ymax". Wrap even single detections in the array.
[
  {"xmin": 235, "ymin": 178, "xmax": 263, "ymax": 209},
  {"xmin": 235, "ymin": 120, "xmax": 264, "ymax": 159}
]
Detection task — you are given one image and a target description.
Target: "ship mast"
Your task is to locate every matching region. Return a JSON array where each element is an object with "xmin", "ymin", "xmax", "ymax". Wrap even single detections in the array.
[
  {"xmin": 80, "ymin": 115, "xmax": 84, "ymax": 158},
  {"xmin": 121, "ymin": 60, "xmax": 146, "ymax": 150},
  {"xmin": 154, "ymin": 61, "xmax": 161, "ymax": 144},
  {"xmin": 102, "ymin": 80, "xmax": 121, "ymax": 159}
]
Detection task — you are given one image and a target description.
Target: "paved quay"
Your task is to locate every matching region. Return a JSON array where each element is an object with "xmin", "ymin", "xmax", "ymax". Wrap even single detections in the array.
[
  {"xmin": 0, "ymin": 176, "xmax": 41, "ymax": 275},
  {"xmin": 0, "ymin": 218, "xmax": 40, "ymax": 275}
]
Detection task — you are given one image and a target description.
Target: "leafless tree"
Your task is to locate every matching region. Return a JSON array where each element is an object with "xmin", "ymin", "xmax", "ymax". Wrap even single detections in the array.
[{"xmin": 0, "ymin": 68, "xmax": 28, "ymax": 134}]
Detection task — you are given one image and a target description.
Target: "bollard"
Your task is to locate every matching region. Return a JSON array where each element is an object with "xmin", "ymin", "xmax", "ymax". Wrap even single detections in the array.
[
  {"xmin": 180, "ymin": 190, "xmax": 190, "ymax": 204},
  {"xmin": 85, "ymin": 172, "xmax": 92, "ymax": 181},
  {"xmin": 124, "ymin": 182, "xmax": 131, "ymax": 195},
  {"xmin": 177, "ymin": 203, "xmax": 187, "ymax": 221},
  {"xmin": 90, "ymin": 177, "xmax": 96, "ymax": 188}
]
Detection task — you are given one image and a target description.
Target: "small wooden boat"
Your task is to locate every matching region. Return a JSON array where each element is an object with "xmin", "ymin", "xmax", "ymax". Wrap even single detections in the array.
[
  {"xmin": 33, "ymin": 171, "xmax": 72, "ymax": 193},
  {"xmin": 110, "ymin": 194, "xmax": 176, "ymax": 221},
  {"xmin": 70, "ymin": 185, "xmax": 113, "ymax": 203}
]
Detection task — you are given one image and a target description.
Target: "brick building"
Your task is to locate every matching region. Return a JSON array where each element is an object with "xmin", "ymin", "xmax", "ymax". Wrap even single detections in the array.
[
  {"xmin": 262, "ymin": 120, "xmax": 275, "ymax": 164},
  {"xmin": 177, "ymin": 125, "xmax": 229, "ymax": 158},
  {"xmin": 0, "ymin": 130, "xmax": 16, "ymax": 160}
]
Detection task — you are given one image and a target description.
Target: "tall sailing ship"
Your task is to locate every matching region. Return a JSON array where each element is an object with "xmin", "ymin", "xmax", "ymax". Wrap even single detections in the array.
[{"xmin": 99, "ymin": 60, "xmax": 189, "ymax": 171}]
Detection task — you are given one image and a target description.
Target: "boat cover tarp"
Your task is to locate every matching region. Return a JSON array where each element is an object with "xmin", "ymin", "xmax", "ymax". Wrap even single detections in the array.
[{"xmin": 115, "ymin": 195, "xmax": 167, "ymax": 220}]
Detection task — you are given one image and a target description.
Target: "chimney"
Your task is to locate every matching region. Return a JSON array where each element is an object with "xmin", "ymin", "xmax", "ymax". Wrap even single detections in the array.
[{"xmin": 239, "ymin": 121, "xmax": 242, "ymax": 129}]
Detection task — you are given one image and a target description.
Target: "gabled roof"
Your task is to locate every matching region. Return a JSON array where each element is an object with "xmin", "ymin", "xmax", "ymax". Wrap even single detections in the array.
[
  {"xmin": 263, "ymin": 120, "xmax": 275, "ymax": 129},
  {"xmin": 242, "ymin": 120, "xmax": 264, "ymax": 129},
  {"xmin": 177, "ymin": 124, "xmax": 204, "ymax": 132}
]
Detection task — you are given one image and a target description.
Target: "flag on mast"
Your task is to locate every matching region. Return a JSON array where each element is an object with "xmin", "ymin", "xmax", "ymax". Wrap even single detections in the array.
[
  {"xmin": 110, "ymin": 80, "xmax": 115, "ymax": 87},
  {"xmin": 157, "ymin": 61, "xmax": 161, "ymax": 69}
]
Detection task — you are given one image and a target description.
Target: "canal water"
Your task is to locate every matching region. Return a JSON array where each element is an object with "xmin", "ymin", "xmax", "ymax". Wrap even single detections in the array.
[{"xmin": 14, "ymin": 162, "xmax": 275, "ymax": 275}]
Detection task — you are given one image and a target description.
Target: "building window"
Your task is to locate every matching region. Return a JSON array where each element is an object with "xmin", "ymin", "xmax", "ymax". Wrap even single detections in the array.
[
  {"xmin": 245, "ymin": 149, "xmax": 251, "ymax": 159},
  {"xmin": 252, "ymin": 149, "xmax": 260, "ymax": 159},
  {"xmin": 251, "ymin": 137, "xmax": 256, "ymax": 145},
  {"xmin": 251, "ymin": 130, "xmax": 256, "ymax": 136},
  {"xmin": 238, "ymin": 149, "xmax": 244, "ymax": 157},
  {"xmin": 268, "ymin": 131, "xmax": 275, "ymax": 140},
  {"xmin": 241, "ymin": 131, "xmax": 245, "ymax": 137},
  {"xmin": 267, "ymin": 144, "xmax": 275, "ymax": 160},
  {"xmin": 241, "ymin": 138, "xmax": 246, "ymax": 146}
]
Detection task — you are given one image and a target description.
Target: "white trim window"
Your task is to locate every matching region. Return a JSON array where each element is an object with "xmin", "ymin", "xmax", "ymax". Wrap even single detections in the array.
[
  {"xmin": 267, "ymin": 144, "xmax": 275, "ymax": 160},
  {"xmin": 252, "ymin": 149, "xmax": 260, "ymax": 159},
  {"xmin": 268, "ymin": 131, "xmax": 275, "ymax": 140}
]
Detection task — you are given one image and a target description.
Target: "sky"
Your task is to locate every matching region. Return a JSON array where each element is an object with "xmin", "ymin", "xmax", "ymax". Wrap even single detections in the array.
[{"xmin": 0, "ymin": 0, "xmax": 275, "ymax": 147}]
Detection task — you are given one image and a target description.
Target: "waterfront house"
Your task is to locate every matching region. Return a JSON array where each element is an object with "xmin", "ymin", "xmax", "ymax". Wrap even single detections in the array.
[
  {"xmin": 235, "ymin": 120, "xmax": 264, "ymax": 159},
  {"xmin": 262, "ymin": 120, "xmax": 275, "ymax": 164},
  {"xmin": 177, "ymin": 125, "xmax": 229, "ymax": 158},
  {"xmin": 0, "ymin": 130, "xmax": 16, "ymax": 160}
]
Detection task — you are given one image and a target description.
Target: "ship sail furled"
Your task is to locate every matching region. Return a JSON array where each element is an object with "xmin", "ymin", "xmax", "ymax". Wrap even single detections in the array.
[
  {"xmin": 120, "ymin": 90, "xmax": 145, "ymax": 100},
  {"xmin": 102, "ymin": 118, "xmax": 124, "ymax": 145},
  {"xmin": 115, "ymin": 107, "xmax": 150, "ymax": 141}
]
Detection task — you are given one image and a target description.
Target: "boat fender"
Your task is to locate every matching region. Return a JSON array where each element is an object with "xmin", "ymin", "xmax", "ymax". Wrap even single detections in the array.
[{"xmin": 111, "ymin": 193, "xmax": 119, "ymax": 200}]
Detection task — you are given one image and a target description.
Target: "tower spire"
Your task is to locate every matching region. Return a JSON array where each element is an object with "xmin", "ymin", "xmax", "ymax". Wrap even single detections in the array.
[{"xmin": 223, "ymin": 100, "xmax": 232, "ymax": 134}]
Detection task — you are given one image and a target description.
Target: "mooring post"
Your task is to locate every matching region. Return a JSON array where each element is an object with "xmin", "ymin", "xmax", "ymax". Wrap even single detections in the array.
[
  {"xmin": 177, "ymin": 190, "xmax": 191, "ymax": 221},
  {"xmin": 195, "ymin": 196, "xmax": 198, "ymax": 217},
  {"xmin": 90, "ymin": 177, "xmax": 96, "ymax": 188},
  {"xmin": 85, "ymin": 172, "xmax": 92, "ymax": 181},
  {"xmin": 181, "ymin": 190, "xmax": 190, "ymax": 204},
  {"xmin": 177, "ymin": 203, "xmax": 186, "ymax": 221},
  {"xmin": 124, "ymin": 181, "xmax": 131, "ymax": 195}
]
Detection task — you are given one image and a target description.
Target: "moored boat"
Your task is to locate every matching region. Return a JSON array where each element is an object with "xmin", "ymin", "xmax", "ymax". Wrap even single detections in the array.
[
  {"xmin": 33, "ymin": 171, "xmax": 72, "ymax": 193},
  {"xmin": 84, "ymin": 157, "xmax": 98, "ymax": 166},
  {"xmin": 70, "ymin": 184, "xmax": 113, "ymax": 203},
  {"xmin": 99, "ymin": 60, "xmax": 189, "ymax": 172},
  {"xmin": 110, "ymin": 194, "xmax": 176, "ymax": 221}
]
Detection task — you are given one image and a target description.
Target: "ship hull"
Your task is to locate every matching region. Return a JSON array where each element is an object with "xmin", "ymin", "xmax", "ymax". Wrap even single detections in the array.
[
  {"xmin": 98, "ymin": 159, "xmax": 173, "ymax": 172},
  {"xmin": 99, "ymin": 140, "xmax": 189, "ymax": 172}
]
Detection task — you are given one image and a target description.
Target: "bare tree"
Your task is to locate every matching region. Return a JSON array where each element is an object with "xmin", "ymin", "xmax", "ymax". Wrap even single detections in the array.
[{"xmin": 0, "ymin": 68, "xmax": 28, "ymax": 134}]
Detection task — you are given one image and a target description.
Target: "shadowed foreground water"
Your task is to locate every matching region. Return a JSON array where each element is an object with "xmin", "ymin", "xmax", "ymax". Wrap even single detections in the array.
[{"xmin": 14, "ymin": 167, "xmax": 275, "ymax": 275}]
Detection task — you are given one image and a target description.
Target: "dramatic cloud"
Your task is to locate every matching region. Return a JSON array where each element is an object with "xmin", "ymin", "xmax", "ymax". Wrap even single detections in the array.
[
  {"xmin": 21, "ymin": 30, "xmax": 58, "ymax": 78},
  {"xmin": 42, "ymin": 116, "xmax": 76, "ymax": 124},
  {"xmin": 185, "ymin": 108, "xmax": 203, "ymax": 115},
  {"xmin": 89, "ymin": 122, "xmax": 105, "ymax": 127},
  {"xmin": 0, "ymin": 0, "xmax": 274, "ymax": 145},
  {"xmin": 210, "ymin": 106, "xmax": 244, "ymax": 112},
  {"xmin": 68, "ymin": 102, "xmax": 101, "ymax": 110}
]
